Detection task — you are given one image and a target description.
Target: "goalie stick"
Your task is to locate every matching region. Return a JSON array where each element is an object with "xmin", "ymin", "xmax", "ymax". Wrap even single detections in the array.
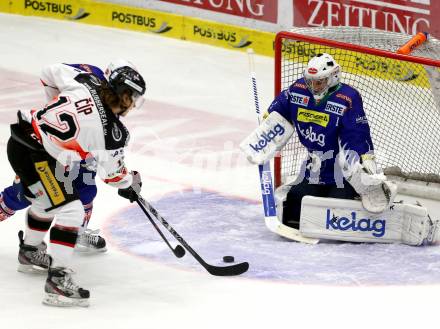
[
  {"xmin": 137, "ymin": 195, "xmax": 249, "ymax": 276},
  {"xmin": 136, "ymin": 198, "xmax": 185, "ymax": 258},
  {"xmin": 246, "ymin": 49, "xmax": 318, "ymax": 244}
]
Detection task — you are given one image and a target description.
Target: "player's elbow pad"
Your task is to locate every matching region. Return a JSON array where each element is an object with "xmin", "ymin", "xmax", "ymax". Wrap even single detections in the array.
[{"xmin": 239, "ymin": 111, "xmax": 294, "ymax": 165}]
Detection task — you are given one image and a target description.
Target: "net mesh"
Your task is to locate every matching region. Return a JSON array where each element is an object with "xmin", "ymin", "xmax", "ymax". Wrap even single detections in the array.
[{"xmin": 276, "ymin": 27, "xmax": 440, "ymax": 185}]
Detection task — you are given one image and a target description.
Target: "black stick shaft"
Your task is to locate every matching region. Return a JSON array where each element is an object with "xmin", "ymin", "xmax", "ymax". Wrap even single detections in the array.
[
  {"xmin": 138, "ymin": 196, "xmax": 249, "ymax": 276},
  {"xmin": 136, "ymin": 199, "xmax": 185, "ymax": 258}
]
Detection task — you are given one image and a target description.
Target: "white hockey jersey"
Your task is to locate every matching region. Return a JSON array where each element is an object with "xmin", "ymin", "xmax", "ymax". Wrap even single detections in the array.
[{"xmin": 29, "ymin": 63, "xmax": 133, "ymax": 189}]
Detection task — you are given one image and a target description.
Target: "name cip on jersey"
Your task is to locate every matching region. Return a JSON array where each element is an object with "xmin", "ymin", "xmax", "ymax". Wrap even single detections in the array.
[
  {"xmin": 31, "ymin": 64, "xmax": 132, "ymax": 189},
  {"xmin": 268, "ymin": 78, "xmax": 374, "ymax": 184}
]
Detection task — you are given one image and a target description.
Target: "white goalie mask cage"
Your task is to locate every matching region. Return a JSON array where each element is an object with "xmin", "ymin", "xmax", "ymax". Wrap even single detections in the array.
[{"xmin": 303, "ymin": 53, "xmax": 341, "ymax": 100}]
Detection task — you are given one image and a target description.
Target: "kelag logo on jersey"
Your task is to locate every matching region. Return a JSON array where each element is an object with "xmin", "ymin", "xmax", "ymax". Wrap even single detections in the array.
[
  {"xmin": 249, "ymin": 124, "xmax": 285, "ymax": 152},
  {"xmin": 297, "ymin": 108, "xmax": 329, "ymax": 127},
  {"xmin": 298, "ymin": 125, "xmax": 325, "ymax": 146},
  {"xmin": 326, "ymin": 209, "xmax": 386, "ymax": 238},
  {"xmin": 324, "ymin": 101, "xmax": 346, "ymax": 116},
  {"xmin": 290, "ymin": 92, "xmax": 310, "ymax": 106}
]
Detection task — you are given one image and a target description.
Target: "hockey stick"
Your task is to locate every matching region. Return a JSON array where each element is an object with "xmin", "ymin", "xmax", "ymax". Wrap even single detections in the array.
[
  {"xmin": 137, "ymin": 195, "xmax": 249, "ymax": 276},
  {"xmin": 246, "ymin": 48, "xmax": 319, "ymax": 244},
  {"xmin": 136, "ymin": 199, "xmax": 185, "ymax": 258}
]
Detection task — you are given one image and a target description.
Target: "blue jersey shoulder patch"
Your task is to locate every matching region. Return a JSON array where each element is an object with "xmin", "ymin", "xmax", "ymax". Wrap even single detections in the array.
[
  {"xmin": 290, "ymin": 92, "xmax": 310, "ymax": 106},
  {"xmin": 324, "ymin": 101, "xmax": 346, "ymax": 116}
]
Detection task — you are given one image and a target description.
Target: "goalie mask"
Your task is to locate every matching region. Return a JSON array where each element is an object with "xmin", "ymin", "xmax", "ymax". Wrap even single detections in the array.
[
  {"xmin": 105, "ymin": 59, "xmax": 146, "ymax": 109},
  {"xmin": 303, "ymin": 53, "xmax": 340, "ymax": 101}
]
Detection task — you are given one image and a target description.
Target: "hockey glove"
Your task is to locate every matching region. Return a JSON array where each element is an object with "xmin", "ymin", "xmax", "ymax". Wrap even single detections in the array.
[
  {"xmin": 345, "ymin": 158, "xmax": 397, "ymax": 213},
  {"xmin": 118, "ymin": 171, "xmax": 142, "ymax": 202}
]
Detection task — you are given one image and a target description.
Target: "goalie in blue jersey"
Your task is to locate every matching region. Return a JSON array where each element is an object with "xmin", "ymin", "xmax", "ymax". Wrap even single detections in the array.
[{"xmin": 241, "ymin": 53, "xmax": 439, "ymax": 246}]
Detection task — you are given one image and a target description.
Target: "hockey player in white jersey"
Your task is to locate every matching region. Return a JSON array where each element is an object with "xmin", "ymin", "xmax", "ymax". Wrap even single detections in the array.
[
  {"xmin": 6, "ymin": 59, "xmax": 145, "ymax": 307},
  {"xmin": 1, "ymin": 64, "xmax": 110, "ymax": 255}
]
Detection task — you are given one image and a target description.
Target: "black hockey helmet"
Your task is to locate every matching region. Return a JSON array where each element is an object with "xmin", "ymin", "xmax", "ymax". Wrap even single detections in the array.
[{"xmin": 105, "ymin": 59, "xmax": 146, "ymax": 108}]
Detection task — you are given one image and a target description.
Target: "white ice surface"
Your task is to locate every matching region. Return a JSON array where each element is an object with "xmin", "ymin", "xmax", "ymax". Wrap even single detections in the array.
[{"xmin": 0, "ymin": 13, "xmax": 439, "ymax": 329}]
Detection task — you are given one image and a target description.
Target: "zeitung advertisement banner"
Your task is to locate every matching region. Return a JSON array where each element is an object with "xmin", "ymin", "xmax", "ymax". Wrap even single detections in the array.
[
  {"xmin": 3, "ymin": 0, "xmax": 440, "ymax": 58},
  {"xmin": 293, "ymin": 0, "xmax": 440, "ymax": 37}
]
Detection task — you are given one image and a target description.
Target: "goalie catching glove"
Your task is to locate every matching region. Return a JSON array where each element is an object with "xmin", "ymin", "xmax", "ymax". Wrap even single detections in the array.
[
  {"xmin": 344, "ymin": 156, "xmax": 397, "ymax": 213},
  {"xmin": 240, "ymin": 111, "xmax": 294, "ymax": 165},
  {"xmin": 118, "ymin": 171, "xmax": 142, "ymax": 202}
]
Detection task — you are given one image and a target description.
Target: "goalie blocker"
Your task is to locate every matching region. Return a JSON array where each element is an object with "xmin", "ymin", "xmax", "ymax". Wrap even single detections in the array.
[
  {"xmin": 299, "ymin": 196, "xmax": 440, "ymax": 246},
  {"xmin": 239, "ymin": 111, "xmax": 294, "ymax": 165}
]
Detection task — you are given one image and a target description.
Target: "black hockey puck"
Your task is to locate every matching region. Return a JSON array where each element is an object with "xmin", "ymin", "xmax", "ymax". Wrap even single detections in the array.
[
  {"xmin": 174, "ymin": 245, "xmax": 185, "ymax": 258},
  {"xmin": 223, "ymin": 256, "xmax": 235, "ymax": 263}
]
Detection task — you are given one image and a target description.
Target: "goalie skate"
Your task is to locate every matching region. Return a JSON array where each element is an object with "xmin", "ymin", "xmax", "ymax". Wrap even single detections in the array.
[
  {"xmin": 17, "ymin": 231, "xmax": 51, "ymax": 274},
  {"xmin": 43, "ymin": 267, "xmax": 90, "ymax": 307},
  {"xmin": 75, "ymin": 229, "xmax": 107, "ymax": 253}
]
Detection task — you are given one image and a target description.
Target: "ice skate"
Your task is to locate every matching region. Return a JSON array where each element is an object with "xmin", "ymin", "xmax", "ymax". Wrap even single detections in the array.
[
  {"xmin": 75, "ymin": 229, "xmax": 107, "ymax": 253},
  {"xmin": 43, "ymin": 267, "xmax": 90, "ymax": 307},
  {"xmin": 17, "ymin": 230, "xmax": 51, "ymax": 274}
]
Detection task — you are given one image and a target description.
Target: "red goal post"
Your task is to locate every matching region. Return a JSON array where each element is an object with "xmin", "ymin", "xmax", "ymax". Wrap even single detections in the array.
[{"xmin": 273, "ymin": 27, "xmax": 440, "ymax": 200}]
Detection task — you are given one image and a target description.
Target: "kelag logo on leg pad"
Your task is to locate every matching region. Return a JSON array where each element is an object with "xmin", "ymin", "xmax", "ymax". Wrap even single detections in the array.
[
  {"xmin": 326, "ymin": 209, "xmax": 386, "ymax": 237},
  {"xmin": 249, "ymin": 124, "xmax": 285, "ymax": 152}
]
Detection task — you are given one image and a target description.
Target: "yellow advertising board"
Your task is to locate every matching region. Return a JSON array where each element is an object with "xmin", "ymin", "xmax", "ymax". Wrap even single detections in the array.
[
  {"xmin": 281, "ymin": 40, "xmax": 430, "ymax": 88},
  {"xmin": 0, "ymin": 0, "xmax": 432, "ymax": 88},
  {"xmin": 0, "ymin": 0, "xmax": 275, "ymax": 56}
]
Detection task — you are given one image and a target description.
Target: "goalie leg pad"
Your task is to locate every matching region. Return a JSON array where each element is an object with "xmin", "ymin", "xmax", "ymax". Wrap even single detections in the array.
[
  {"xmin": 239, "ymin": 111, "xmax": 294, "ymax": 165},
  {"xmin": 299, "ymin": 196, "xmax": 432, "ymax": 246}
]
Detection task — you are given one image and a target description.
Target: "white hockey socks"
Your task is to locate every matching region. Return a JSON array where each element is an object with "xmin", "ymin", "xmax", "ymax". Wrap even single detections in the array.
[
  {"xmin": 50, "ymin": 239, "xmax": 75, "ymax": 268},
  {"xmin": 24, "ymin": 210, "xmax": 53, "ymax": 246},
  {"xmin": 48, "ymin": 200, "xmax": 84, "ymax": 267}
]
